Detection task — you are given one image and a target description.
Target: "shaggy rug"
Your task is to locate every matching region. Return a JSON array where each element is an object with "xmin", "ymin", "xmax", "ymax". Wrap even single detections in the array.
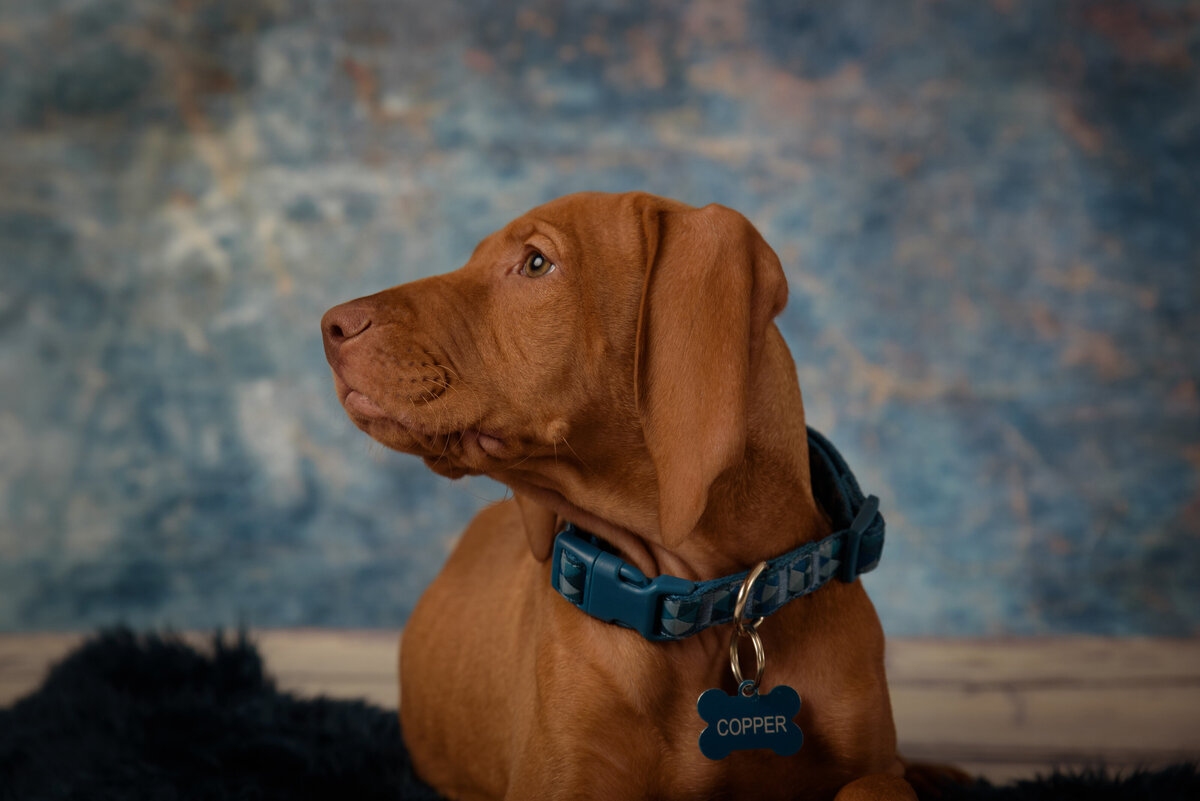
[{"xmin": 0, "ymin": 630, "xmax": 1195, "ymax": 800}]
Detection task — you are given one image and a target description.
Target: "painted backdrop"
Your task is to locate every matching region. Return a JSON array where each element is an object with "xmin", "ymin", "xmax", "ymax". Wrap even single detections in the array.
[{"xmin": 1, "ymin": 0, "xmax": 1197, "ymax": 635}]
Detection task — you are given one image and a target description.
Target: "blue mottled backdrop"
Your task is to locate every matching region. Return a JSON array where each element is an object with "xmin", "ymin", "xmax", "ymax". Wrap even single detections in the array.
[{"xmin": 0, "ymin": 0, "xmax": 1196, "ymax": 635}]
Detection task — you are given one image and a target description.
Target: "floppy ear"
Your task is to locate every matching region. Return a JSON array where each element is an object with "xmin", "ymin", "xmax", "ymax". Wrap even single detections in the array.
[
  {"xmin": 514, "ymin": 491, "xmax": 559, "ymax": 562},
  {"xmin": 634, "ymin": 202, "xmax": 788, "ymax": 549}
]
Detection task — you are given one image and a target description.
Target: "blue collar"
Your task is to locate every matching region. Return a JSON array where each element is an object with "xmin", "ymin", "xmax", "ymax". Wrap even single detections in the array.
[{"xmin": 550, "ymin": 427, "xmax": 884, "ymax": 641}]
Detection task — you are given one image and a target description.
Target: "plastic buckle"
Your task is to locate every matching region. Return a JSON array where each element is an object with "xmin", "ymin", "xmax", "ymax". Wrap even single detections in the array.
[
  {"xmin": 552, "ymin": 529, "xmax": 696, "ymax": 640},
  {"xmin": 838, "ymin": 494, "xmax": 879, "ymax": 584}
]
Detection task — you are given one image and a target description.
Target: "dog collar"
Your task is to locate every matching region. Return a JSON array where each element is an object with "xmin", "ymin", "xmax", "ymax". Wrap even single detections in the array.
[{"xmin": 550, "ymin": 427, "xmax": 885, "ymax": 641}]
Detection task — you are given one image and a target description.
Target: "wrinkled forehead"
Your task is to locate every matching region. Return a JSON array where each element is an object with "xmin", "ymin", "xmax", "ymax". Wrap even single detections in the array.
[
  {"xmin": 506, "ymin": 192, "xmax": 640, "ymax": 247},
  {"xmin": 471, "ymin": 192, "xmax": 694, "ymax": 270}
]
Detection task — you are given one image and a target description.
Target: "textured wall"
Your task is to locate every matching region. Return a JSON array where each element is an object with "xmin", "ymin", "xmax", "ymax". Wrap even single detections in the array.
[{"xmin": 1, "ymin": 0, "xmax": 1196, "ymax": 635}]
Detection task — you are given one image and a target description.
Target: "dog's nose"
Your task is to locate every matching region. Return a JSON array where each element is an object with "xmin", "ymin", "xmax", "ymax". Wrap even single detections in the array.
[{"xmin": 321, "ymin": 302, "xmax": 372, "ymax": 356}]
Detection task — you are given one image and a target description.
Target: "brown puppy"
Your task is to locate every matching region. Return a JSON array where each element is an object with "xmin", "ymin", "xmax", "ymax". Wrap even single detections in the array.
[{"xmin": 322, "ymin": 192, "xmax": 918, "ymax": 801}]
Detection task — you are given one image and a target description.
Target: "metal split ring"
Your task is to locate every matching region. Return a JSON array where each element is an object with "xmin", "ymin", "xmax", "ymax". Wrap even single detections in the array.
[
  {"xmin": 729, "ymin": 560, "xmax": 769, "ymax": 694},
  {"xmin": 729, "ymin": 625, "xmax": 765, "ymax": 694},
  {"xmin": 732, "ymin": 560, "xmax": 768, "ymax": 634}
]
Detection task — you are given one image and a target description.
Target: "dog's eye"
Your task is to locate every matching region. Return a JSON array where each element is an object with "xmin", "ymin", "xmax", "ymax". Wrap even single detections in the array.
[{"xmin": 520, "ymin": 251, "xmax": 556, "ymax": 278}]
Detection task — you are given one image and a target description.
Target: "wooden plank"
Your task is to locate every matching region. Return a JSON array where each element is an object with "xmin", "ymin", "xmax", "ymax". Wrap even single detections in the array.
[
  {"xmin": 2, "ymin": 633, "xmax": 1199, "ymax": 784},
  {"xmin": 254, "ymin": 629, "xmax": 399, "ymax": 709},
  {"xmin": 0, "ymin": 630, "xmax": 401, "ymax": 708},
  {"xmin": 887, "ymin": 638, "xmax": 1200, "ymax": 779},
  {"xmin": 0, "ymin": 632, "xmax": 84, "ymax": 706},
  {"xmin": 252, "ymin": 628, "xmax": 398, "ymax": 679},
  {"xmin": 887, "ymin": 637, "xmax": 1200, "ymax": 686},
  {"xmin": 894, "ymin": 685, "xmax": 1200, "ymax": 752}
]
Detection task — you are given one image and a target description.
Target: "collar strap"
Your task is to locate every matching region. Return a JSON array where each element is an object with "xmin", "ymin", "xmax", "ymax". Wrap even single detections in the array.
[{"xmin": 550, "ymin": 427, "xmax": 885, "ymax": 641}]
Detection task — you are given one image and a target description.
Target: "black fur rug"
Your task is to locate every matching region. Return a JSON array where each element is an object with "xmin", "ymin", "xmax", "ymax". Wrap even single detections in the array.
[{"xmin": 0, "ymin": 630, "xmax": 1195, "ymax": 800}]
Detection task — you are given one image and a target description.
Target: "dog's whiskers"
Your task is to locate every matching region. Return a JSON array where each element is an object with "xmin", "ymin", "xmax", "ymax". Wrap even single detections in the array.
[{"xmin": 559, "ymin": 436, "xmax": 592, "ymax": 474}]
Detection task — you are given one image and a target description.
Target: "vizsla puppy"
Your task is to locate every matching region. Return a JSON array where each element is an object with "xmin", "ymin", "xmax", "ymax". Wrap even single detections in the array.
[{"xmin": 321, "ymin": 192, "xmax": 927, "ymax": 800}]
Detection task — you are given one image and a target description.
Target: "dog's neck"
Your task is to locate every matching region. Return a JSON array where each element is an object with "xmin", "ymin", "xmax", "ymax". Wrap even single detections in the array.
[{"xmin": 504, "ymin": 332, "xmax": 832, "ymax": 584}]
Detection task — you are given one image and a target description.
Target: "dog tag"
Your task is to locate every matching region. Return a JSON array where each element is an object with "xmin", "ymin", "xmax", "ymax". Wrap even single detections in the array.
[{"xmin": 697, "ymin": 682, "xmax": 803, "ymax": 760}]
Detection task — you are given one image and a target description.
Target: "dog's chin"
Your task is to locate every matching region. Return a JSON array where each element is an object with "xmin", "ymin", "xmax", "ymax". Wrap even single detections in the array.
[
  {"xmin": 422, "ymin": 456, "xmax": 473, "ymax": 479},
  {"xmin": 341, "ymin": 390, "xmax": 515, "ymax": 475}
]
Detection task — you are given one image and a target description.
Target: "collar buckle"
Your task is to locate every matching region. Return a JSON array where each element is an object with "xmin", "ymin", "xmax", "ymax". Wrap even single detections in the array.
[
  {"xmin": 838, "ymin": 494, "xmax": 880, "ymax": 584},
  {"xmin": 552, "ymin": 529, "xmax": 697, "ymax": 640}
]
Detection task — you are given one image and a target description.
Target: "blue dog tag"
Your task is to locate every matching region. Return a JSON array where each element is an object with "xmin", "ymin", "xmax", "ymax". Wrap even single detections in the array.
[{"xmin": 697, "ymin": 682, "xmax": 803, "ymax": 760}]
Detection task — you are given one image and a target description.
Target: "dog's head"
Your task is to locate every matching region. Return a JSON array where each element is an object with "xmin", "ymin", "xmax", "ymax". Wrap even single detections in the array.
[{"xmin": 322, "ymin": 192, "xmax": 787, "ymax": 558}]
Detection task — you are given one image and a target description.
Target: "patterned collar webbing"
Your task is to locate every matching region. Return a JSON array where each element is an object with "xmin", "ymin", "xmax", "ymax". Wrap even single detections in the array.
[{"xmin": 549, "ymin": 427, "xmax": 885, "ymax": 641}]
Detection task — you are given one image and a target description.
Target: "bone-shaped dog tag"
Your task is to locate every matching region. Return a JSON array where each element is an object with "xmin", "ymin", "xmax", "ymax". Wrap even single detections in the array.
[{"xmin": 697, "ymin": 683, "xmax": 803, "ymax": 760}]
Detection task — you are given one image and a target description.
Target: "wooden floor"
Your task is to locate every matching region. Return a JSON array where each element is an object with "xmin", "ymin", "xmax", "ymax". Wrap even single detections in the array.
[{"xmin": 2, "ymin": 632, "xmax": 1198, "ymax": 784}]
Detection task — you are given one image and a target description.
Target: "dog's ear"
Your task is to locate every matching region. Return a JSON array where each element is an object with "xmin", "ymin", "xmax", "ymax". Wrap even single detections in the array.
[
  {"xmin": 634, "ymin": 202, "xmax": 788, "ymax": 549},
  {"xmin": 514, "ymin": 492, "xmax": 559, "ymax": 562}
]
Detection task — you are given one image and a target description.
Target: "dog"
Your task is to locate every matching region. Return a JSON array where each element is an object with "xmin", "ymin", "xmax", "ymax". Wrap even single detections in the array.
[{"xmin": 321, "ymin": 192, "xmax": 933, "ymax": 800}]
